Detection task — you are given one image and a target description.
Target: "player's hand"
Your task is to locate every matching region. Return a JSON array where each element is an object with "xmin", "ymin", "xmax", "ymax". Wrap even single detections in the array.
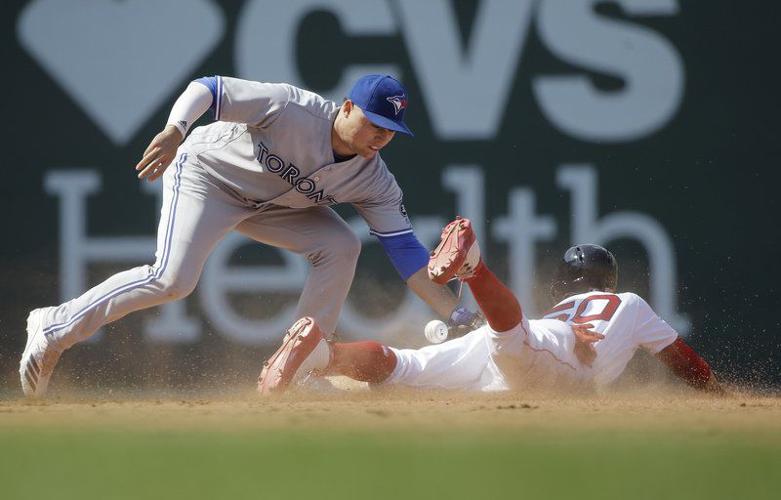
[
  {"xmin": 135, "ymin": 125, "xmax": 183, "ymax": 182},
  {"xmin": 447, "ymin": 307, "xmax": 485, "ymax": 339},
  {"xmin": 571, "ymin": 323, "xmax": 604, "ymax": 368}
]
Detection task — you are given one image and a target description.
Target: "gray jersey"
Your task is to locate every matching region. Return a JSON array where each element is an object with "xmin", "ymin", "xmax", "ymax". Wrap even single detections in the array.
[{"xmin": 182, "ymin": 76, "xmax": 412, "ymax": 237}]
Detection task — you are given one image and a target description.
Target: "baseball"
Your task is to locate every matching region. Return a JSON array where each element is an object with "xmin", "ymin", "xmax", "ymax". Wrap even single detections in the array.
[{"xmin": 424, "ymin": 319, "xmax": 449, "ymax": 344}]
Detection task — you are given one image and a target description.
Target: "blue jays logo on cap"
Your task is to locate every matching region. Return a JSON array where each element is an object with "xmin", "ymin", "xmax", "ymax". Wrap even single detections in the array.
[
  {"xmin": 348, "ymin": 74, "xmax": 414, "ymax": 136},
  {"xmin": 386, "ymin": 95, "xmax": 408, "ymax": 116}
]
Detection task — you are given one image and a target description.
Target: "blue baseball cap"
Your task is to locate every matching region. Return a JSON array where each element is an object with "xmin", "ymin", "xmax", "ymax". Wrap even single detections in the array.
[{"xmin": 348, "ymin": 74, "xmax": 413, "ymax": 136}]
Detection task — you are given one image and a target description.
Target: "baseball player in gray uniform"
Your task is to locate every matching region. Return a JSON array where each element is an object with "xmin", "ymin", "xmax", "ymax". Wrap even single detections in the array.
[{"xmin": 20, "ymin": 74, "xmax": 479, "ymax": 397}]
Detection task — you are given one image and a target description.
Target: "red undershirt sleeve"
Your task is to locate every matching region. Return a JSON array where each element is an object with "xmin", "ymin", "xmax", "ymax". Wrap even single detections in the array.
[{"xmin": 655, "ymin": 337, "xmax": 712, "ymax": 389}]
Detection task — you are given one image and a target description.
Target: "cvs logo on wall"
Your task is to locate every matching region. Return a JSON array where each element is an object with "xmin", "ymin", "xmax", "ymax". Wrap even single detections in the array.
[{"xmin": 18, "ymin": 0, "xmax": 683, "ymax": 145}]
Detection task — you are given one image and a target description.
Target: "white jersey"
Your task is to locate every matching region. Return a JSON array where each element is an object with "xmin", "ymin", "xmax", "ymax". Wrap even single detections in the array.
[
  {"xmin": 181, "ymin": 76, "xmax": 412, "ymax": 237},
  {"xmin": 542, "ymin": 291, "xmax": 679, "ymax": 385},
  {"xmin": 493, "ymin": 291, "xmax": 679, "ymax": 389},
  {"xmin": 389, "ymin": 291, "xmax": 679, "ymax": 392}
]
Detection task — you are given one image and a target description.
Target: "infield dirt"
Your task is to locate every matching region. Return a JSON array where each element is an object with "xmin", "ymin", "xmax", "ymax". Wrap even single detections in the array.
[{"xmin": 1, "ymin": 380, "xmax": 779, "ymax": 435}]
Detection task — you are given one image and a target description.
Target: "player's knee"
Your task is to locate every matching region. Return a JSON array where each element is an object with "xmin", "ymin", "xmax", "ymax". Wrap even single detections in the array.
[
  {"xmin": 154, "ymin": 274, "xmax": 197, "ymax": 301},
  {"xmin": 340, "ymin": 233, "xmax": 362, "ymax": 262},
  {"xmin": 318, "ymin": 231, "xmax": 361, "ymax": 265}
]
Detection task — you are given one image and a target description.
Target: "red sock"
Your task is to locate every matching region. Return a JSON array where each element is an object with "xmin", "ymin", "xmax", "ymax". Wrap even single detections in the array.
[
  {"xmin": 464, "ymin": 261, "xmax": 523, "ymax": 332},
  {"xmin": 328, "ymin": 341, "xmax": 397, "ymax": 383}
]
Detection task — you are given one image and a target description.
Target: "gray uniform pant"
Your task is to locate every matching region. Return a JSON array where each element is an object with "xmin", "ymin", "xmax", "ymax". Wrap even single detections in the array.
[{"xmin": 42, "ymin": 153, "xmax": 360, "ymax": 348}]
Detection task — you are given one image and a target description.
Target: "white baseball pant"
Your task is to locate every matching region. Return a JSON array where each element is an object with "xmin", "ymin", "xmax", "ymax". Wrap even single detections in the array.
[
  {"xmin": 385, "ymin": 320, "xmax": 591, "ymax": 393},
  {"xmin": 386, "ymin": 328, "xmax": 509, "ymax": 392}
]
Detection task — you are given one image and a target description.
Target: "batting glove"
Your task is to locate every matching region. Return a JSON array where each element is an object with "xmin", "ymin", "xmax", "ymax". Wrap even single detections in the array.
[{"xmin": 447, "ymin": 306, "xmax": 485, "ymax": 339}]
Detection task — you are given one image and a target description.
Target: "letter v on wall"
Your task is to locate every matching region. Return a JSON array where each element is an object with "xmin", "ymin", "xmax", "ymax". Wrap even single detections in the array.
[{"xmin": 396, "ymin": 0, "xmax": 534, "ymax": 140}]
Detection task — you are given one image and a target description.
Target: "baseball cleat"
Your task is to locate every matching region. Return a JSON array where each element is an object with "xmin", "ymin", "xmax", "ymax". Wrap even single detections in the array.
[
  {"xmin": 257, "ymin": 317, "xmax": 331, "ymax": 395},
  {"xmin": 428, "ymin": 217, "xmax": 481, "ymax": 284},
  {"xmin": 19, "ymin": 308, "xmax": 63, "ymax": 398}
]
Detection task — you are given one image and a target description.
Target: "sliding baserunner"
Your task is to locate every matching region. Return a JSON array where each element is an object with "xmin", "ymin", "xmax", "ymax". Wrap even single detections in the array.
[{"xmin": 258, "ymin": 218, "xmax": 723, "ymax": 395}]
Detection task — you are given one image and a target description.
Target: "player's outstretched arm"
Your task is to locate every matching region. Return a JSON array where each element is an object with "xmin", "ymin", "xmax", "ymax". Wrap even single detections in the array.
[
  {"xmin": 375, "ymin": 230, "xmax": 478, "ymax": 330},
  {"xmin": 656, "ymin": 338, "xmax": 726, "ymax": 394},
  {"xmin": 407, "ymin": 268, "xmax": 488, "ymax": 337},
  {"xmin": 406, "ymin": 267, "xmax": 460, "ymax": 318}
]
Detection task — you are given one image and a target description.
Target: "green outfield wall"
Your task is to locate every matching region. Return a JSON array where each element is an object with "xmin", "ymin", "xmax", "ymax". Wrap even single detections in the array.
[{"xmin": 2, "ymin": 0, "xmax": 778, "ymax": 391}]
